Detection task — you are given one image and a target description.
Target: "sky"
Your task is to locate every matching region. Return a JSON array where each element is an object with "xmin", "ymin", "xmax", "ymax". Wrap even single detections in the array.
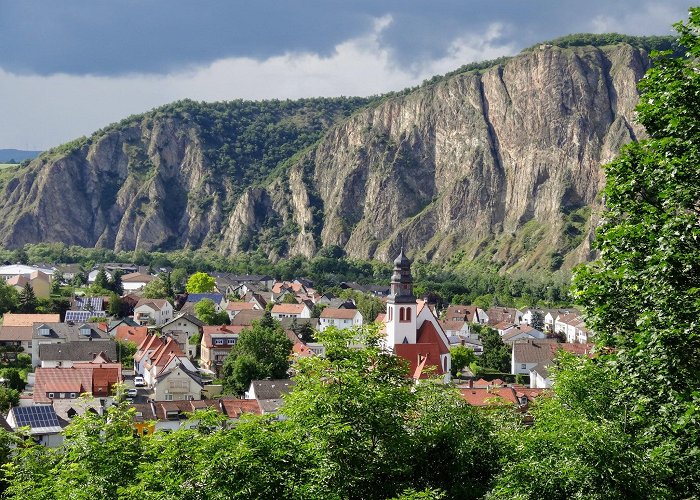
[{"xmin": 0, "ymin": 0, "xmax": 692, "ymax": 150}]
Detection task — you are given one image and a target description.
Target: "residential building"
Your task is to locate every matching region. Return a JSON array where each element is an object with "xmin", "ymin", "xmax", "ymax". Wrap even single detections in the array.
[
  {"xmin": 38, "ymin": 342, "xmax": 117, "ymax": 368},
  {"xmin": 270, "ymin": 303, "xmax": 310, "ymax": 320},
  {"xmin": 486, "ymin": 307, "xmax": 523, "ymax": 327},
  {"xmin": 120, "ymin": 272, "xmax": 156, "ymax": 292},
  {"xmin": 319, "ymin": 308, "xmax": 363, "ymax": 332},
  {"xmin": 6, "ymin": 406, "xmax": 63, "ymax": 447},
  {"xmin": 200, "ymin": 325, "xmax": 245, "ymax": 375},
  {"xmin": 33, "ymin": 359, "xmax": 122, "ymax": 404},
  {"xmin": 134, "ymin": 298, "xmax": 173, "ymax": 326},
  {"xmin": 31, "ymin": 322, "xmax": 111, "ymax": 367},
  {"xmin": 444, "ymin": 305, "xmax": 488, "ymax": 324},
  {"xmin": 245, "ymin": 379, "xmax": 295, "ymax": 414}
]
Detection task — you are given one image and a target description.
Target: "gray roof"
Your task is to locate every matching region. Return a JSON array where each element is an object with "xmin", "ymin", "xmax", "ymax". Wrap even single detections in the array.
[
  {"xmin": 251, "ymin": 379, "xmax": 295, "ymax": 400},
  {"xmin": 512, "ymin": 340, "xmax": 559, "ymax": 364},
  {"xmin": 258, "ymin": 398, "xmax": 285, "ymax": 414},
  {"xmin": 39, "ymin": 341, "xmax": 117, "ymax": 362},
  {"xmin": 162, "ymin": 312, "xmax": 205, "ymax": 329},
  {"xmin": 33, "ymin": 322, "xmax": 109, "ymax": 341}
]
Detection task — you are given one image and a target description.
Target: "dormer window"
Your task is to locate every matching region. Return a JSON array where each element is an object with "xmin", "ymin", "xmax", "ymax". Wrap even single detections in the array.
[
  {"xmin": 214, "ymin": 339, "xmax": 224, "ymax": 346},
  {"xmin": 79, "ymin": 324, "xmax": 92, "ymax": 337},
  {"xmin": 38, "ymin": 325, "xmax": 50, "ymax": 337},
  {"xmin": 227, "ymin": 338, "xmax": 236, "ymax": 345}
]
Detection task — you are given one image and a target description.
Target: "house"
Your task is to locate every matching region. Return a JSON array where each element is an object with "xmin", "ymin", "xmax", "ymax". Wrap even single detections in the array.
[
  {"xmin": 200, "ymin": 325, "xmax": 245, "ymax": 375},
  {"xmin": 224, "ymin": 301, "xmax": 261, "ymax": 321},
  {"xmin": 500, "ymin": 324, "xmax": 547, "ymax": 344},
  {"xmin": 554, "ymin": 312, "xmax": 590, "ymax": 344},
  {"xmin": 383, "ymin": 250, "xmax": 452, "ymax": 382},
  {"xmin": 160, "ymin": 313, "xmax": 204, "ymax": 346},
  {"xmin": 543, "ymin": 308, "xmax": 580, "ymax": 332},
  {"xmin": 134, "ymin": 335, "xmax": 181, "ymax": 381},
  {"xmin": 230, "ymin": 309, "xmax": 265, "ymax": 326},
  {"xmin": 319, "ymin": 308, "xmax": 363, "ymax": 332},
  {"xmin": 486, "ymin": 307, "xmax": 523, "ymax": 326},
  {"xmin": 87, "ymin": 269, "xmax": 112, "ymax": 284},
  {"xmin": 511, "ymin": 339, "xmax": 595, "ymax": 377},
  {"xmin": 245, "ymin": 379, "xmax": 295, "ymax": 414},
  {"xmin": 459, "ymin": 386, "xmax": 545, "ymax": 412},
  {"xmin": 444, "ymin": 305, "xmax": 488, "ymax": 324},
  {"xmin": 134, "ymin": 298, "xmax": 173, "ymax": 326},
  {"xmin": 270, "ymin": 303, "xmax": 311, "ymax": 320},
  {"xmin": 38, "ymin": 342, "xmax": 118, "ymax": 368},
  {"xmin": 120, "ymin": 272, "xmax": 156, "ymax": 292},
  {"xmin": 33, "ymin": 360, "xmax": 122, "ymax": 404},
  {"xmin": 113, "ymin": 325, "xmax": 149, "ymax": 347},
  {"xmin": 6, "ymin": 270, "xmax": 51, "ymax": 298},
  {"xmin": 0, "ymin": 264, "xmax": 53, "ymax": 281},
  {"xmin": 6, "ymin": 406, "xmax": 63, "ymax": 447},
  {"xmin": 0, "ymin": 313, "xmax": 61, "ymax": 354},
  {"xmin": 184, "ymin": 293, "xmax": 224, "ymax": 310},
  {"xmin": 150, "ymin": 355, "xmax": 203, "ymax": 402},
  {"xmin": 529, "ymin": 364, "xmax": 553, "ymax": 388},
  {"xmin": 31, "ymin": 322, "xmax": 111, "ymax": 367}
]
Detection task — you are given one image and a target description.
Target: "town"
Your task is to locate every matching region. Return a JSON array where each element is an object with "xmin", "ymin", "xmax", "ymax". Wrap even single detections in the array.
[{"xmin": 0, "ymin": 251, "xmax": 592, "ymax": 446}]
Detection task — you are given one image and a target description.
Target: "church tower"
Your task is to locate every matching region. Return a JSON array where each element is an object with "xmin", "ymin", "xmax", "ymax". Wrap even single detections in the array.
[{"xmin": 386, "ymin": 249, "xmax": 417, "ymax": 349}]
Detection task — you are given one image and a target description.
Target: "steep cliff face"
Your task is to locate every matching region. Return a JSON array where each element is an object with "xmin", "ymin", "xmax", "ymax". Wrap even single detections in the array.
[{"xmin": 0, "ymin": 44, "xmax": 650, "ymax": 271}]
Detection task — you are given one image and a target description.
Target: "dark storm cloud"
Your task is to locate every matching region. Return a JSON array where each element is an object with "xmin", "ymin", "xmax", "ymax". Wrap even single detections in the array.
[{"xmin": 0, "ymin": 0, "xmax": 691, "ymax": 77}]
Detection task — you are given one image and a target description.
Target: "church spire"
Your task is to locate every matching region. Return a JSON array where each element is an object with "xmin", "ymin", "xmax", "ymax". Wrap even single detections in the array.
[{"xmin": 388, "ymin": 248, "xmax": 415, "ymax": 304}]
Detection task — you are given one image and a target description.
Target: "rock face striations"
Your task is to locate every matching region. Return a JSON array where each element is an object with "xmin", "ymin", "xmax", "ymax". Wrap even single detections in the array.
[{"xmin": 0, "ymin": 44, "xmax": 649, "ymax": 271}]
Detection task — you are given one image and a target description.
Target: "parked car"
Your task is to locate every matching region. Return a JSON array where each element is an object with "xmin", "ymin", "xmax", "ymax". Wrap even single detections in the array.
[
  {"xmin": 134, "ymin": 376, "xmax": 145, "ymax": 387},
  {"xmin": 127, "ymin": 388, "xmax": 138, "ymax": 398}
]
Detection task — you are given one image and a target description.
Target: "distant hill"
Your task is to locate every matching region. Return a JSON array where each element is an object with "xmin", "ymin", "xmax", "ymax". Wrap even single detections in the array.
[{"xmin": 0, "ymin": 149, "xmax": 42, "ymax": 163}]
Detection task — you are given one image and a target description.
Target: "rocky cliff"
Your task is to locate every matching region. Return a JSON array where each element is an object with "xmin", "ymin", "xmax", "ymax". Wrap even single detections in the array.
[{"xmin": 0, "ymin": 43, "xmax": 650, "ymax": 271}]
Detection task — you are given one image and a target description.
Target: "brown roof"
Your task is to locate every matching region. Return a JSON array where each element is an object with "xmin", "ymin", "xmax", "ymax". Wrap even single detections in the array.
[
  {"xmin": 487, "ymin": 307, "xmax": 522, "ymax": 326},
  {"xmin": 121, "ymin": 272, "xmax": 156, "ymax": 283},
  {"xmin": 445, "ymin": 305, "xmax": 481, "ymax": 322},
  {"xmin": 460, "ymin": 387, "xmax": 547, "ymax": 407},
  {"xmin": 220, "ymin": 398, "xmax": 262, "ymax": 418},
  {"xmin": 202, "ymin": 325, "xmax": 244, "ymax": 348},
  {"xmin": 33, "ymin": 364, "xmax": 121, "ymax": 403},
  {"xmin": 230, "ymin": 309, "xmax": 265, "ymax": 326},
  {"xmin": 3, "ymin": 313, "xmax": 61, "ymax": 327},
  {"xmin": 225, "ymin": 301, "xmax": 256, "ymax": 312},
  {"xmin": 0, "ymin": 325, "xmax": 33, "ymax": 342},
  {"xmin": 135, "ymin": 298, "xmax": 170, "ymax": 311},
  {"xmin": 271, "ymin": 304, "xmax": 306, "ymax": 314},
  {"xmin": 6, "ymin": 275, "xmax": 28, "ymax": 287},
  {"xmin": 320, "ymin": 308, "xmax": 359, "ymax": 320}
]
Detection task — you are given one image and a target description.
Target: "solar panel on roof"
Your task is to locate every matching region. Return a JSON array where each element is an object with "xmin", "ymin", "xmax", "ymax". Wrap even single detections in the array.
[
  {"xmin": 65, "ymin": 310, "xmax": 106, "ymax": 322},
  {"xmin": 76, "ymin": 297, "xmax": 104, "ymax": 311},
  {"xmin": 13, "ymin": 406, "xmax": 61, "ymax": 429}
]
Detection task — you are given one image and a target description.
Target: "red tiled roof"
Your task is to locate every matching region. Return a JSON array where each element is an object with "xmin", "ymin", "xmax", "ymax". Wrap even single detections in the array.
[
  {"xmin": 33, "ymin": 364, "xmax": 121, "ymax": 403},
  {"xmin": 114, "ymin": 325, "xmax": 149, "ymax": 346},
  {"xmin": 220, "ymin": 398, "xmax": 262, "ymax": 418},
  {"xmin": 271, "ymin": 304, "xmax": 306, "ymax": 314}
]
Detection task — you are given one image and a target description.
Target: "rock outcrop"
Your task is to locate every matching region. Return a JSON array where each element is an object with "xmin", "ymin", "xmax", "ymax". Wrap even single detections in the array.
[{"xmin": 0, "ymin": 43, "xmax": 650, "ymax": 271}]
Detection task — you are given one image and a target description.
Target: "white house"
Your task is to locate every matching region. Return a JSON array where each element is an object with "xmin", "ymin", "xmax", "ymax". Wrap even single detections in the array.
[
  {"xmin": 319, "ymin": 308, "xmax": 363, "ymax": 331},
  {"xmin": 120, "ymin": 272, "xmax": 156, "ymax": 292},
  {"xmin": 270, "ymin": 303, "xmax": 310, "ymax": 320},
  {"xmin": 151, "ymin": 355, "xmax": 203, "ymax": 401},
  {"xmin": 134, "ymin": 299, "xmax": 173, "ymax": 326}
]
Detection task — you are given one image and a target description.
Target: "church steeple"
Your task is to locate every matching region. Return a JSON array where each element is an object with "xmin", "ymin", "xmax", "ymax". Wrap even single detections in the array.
[
  {"xmin": 388, "ymin": 248, "xmax": 415, "ymax": 304},
  {"xmin": 386, "ymin": 248, "xmax": 417, "ymax": 348}
]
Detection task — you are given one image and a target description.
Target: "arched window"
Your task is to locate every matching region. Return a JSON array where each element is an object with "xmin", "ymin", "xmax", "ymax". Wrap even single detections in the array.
[
  {"xmin": 399, "ymin": 308, "xmax": 405, "ymax": 321},
  {"xmin": 406, "ymin": 308, "xmax": 412, "ymax": 321},
  {"xmin": 388, "ymin": 308, "xmax": 393, "ymax": 321}
]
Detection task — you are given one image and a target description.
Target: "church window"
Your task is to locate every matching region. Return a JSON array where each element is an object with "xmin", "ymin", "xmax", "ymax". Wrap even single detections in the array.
[
  {"xmin": 399, "ymin": 308, "xmax": 405, "ymax": 321},
  {"xmin": 406, "ymin": 308, "xmax": 412, "ymax": 321}
]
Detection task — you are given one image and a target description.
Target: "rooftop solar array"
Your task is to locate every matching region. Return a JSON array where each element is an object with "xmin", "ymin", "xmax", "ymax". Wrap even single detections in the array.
[
  {"xmin": 65, "ymin": 310, "xmax": 106, "ymax": 322},
  {"xmin": 11, "ymin": 405, "xmax": 62, "ymax": 432},
  {"xmin": 75, "ymin": 297, "xmax": 104, "ymax": 311}
]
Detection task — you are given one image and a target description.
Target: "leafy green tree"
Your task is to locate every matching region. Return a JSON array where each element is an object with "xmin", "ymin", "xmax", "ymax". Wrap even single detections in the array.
[
  {"xmin": 142, "ymin": 276, "xmax": 171, "ymax": 299},
  {"xmin": 170, "ymin": 268, "xmax": 188, "ymax": 294},
  {"xmin": 50, "ymin": 270, "xmax": 64, "ymax": 295},
  {"xmin": 478, "ymin": 326, "xmax": 510, "ymax": 372},
  {"xmin": 449, "ymin": 345, "xmax": 476, "ymax": 376},
  {"xmin": 115, "ymin": 340, "xmax": 138, "ymax": 368},
  {"xmin": 93, "ymin": 268, "xmax": 109, "ymax": 291},
  {"xmin": 0, "ymin": 387, "xmax": 19, "ymax": 413},
  {"xmin": 185, "ymin": 272, "xmax": 216, "ymax": 293},
  {"xmin": 572, "ymin": 10, "xmax": 700, "ymax": 496},
  {"xmin": 281, "ymin": 293, "xmax": 298, "ymax": 304},
  {"xmin": 18, "ymin": 283, "xmax": 37, "ymax": 313},
  {"xmin": 108, "ymin": 270, "xmax": 123, "ymax": 296},
  {"xmin": 0, "ymin": 280, "xmax": 18, "ymax": 315},
  {"xmin": 193, "ymin": 298, "xmax": 229, "ymax": 326},
  {"xmin": 107, "ymin": 293, "xmax": 122, "ymax": 317},
  {"xmin": 0, "ymin": 368, "xmax": 25, "ymax": 391},
  {"xmin": 530, "ymin": 310, "xmax": 545, "ymax": 331},
  {"xmin": 221, "ymin": 311, "xmax": 292, "ymax": 395}
]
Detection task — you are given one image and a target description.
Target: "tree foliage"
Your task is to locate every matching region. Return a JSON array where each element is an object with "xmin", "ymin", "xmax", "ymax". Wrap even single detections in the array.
[
  {"xmin": 185, "ymin": 272, "xmax": 216, "ymax": 293},
  {"xmin": 193, "ymin": 298, "xmax": 229, "ymax": 326},
  {"xmin": 141, "ymin": 276, "xmax": 171, "ymax": 299},
  {"xmin": 221, "ymin": 311, "xmax": 293, "ymax": 395}
]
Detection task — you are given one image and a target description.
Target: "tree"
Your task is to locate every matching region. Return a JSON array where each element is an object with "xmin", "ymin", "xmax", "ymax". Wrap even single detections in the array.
[
  {"xmin": 142, "ymin": 276, "xmax": 170, "ymax": 299},
  {"xmin": 107, "ymin": 293, "xmax": 122, "ymax": 318},
  {"xmin": 170, "ymin": 268, "xmax": 188, "ymax": 294},
  {"xmin": 93, "ymin": 268, "xmax": 109, "ymax": 291},
  {"xmin": 194, "ymin": 298, "xmax": 229, "ymax": 326},
  {"xmin": 568, "ymin": 11, "xmax": 700, "ymax": 497},
  {"xmin": 185, "ymin": 272, "xmax": 216, "ymax": 293},
  {"xmin": 18, "ymin": 283, "xmax": 37, "ymax": 314},
  {"xmin": 477, "ymin": 326, "xmax": 510, "ymax": 372},
  {"xmin": 51, "ymin": 270, "xmax": 64, "ymax": 295},
  {"xmin": 109, "ymin": 270, "xmax": 123, "ymax": 296},
  {"xmin": 115, "ymin": 340, "xmax": 138, "ymax": 368},
  {"xmin": 449, "ymin": 345, "xmax": 476, "ymax": 376},
  {"xmin": 0, "ymin": 281, "xmax": 18, "ymax": 315},
  {"xmin": 0, "ymin": 387, "xmax": 19, "ymax": 413},
  {"xmin": 281, "ymin": 293, "xmax": 298, "ymax": 304},
  {"xmin": 530, "ymin": 310, "xmax": 545, "ymax": 332},
  {"xmin": 221, "ymin": 311, "xmax": 292, "ymax": 395},
  {"xmin": 0, "ymin": 368, "xmax": 25, "ymax": 391}
]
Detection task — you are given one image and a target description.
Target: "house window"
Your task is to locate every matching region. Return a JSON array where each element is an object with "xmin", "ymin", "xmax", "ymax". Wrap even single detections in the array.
[
  {"xmin": 48, "ymin": 392, "xmax": 54, "ymax": 399},
  {"xmin": 521, "ymin": 364, "xmax": 526, "ymax": 370},
  {"xmin": 70, "ymin": 393, "xmax": 76, "ymax": 398},
  {"xmin": 214, "ymin": 339, "xmax": 224, "ymax": 346},
  {"xmin": 226, "ymin": 338, "xmax": 236, "ymax": 345},
  {"xmin": 165, "ymin": 394, "xmax": 173, "ymax": 401},
  {"xmin": 59, "ymin": 392, "xmax": 65, "ymax": 399}
]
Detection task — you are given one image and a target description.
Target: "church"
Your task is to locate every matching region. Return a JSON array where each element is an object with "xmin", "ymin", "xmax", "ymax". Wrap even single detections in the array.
[{"xmin": 383, "ymin": 250, "xmax": 452, "ymax": 382}]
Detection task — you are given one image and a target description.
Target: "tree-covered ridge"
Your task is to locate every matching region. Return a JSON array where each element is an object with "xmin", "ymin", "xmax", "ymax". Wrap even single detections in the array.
[
  {"xmin": 40, "ymin": 96, "xmax": 375, "ymax": 198},
  {"xmin": 523, "ymin": 33, "xmax": 680, "ymax": 54}
]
